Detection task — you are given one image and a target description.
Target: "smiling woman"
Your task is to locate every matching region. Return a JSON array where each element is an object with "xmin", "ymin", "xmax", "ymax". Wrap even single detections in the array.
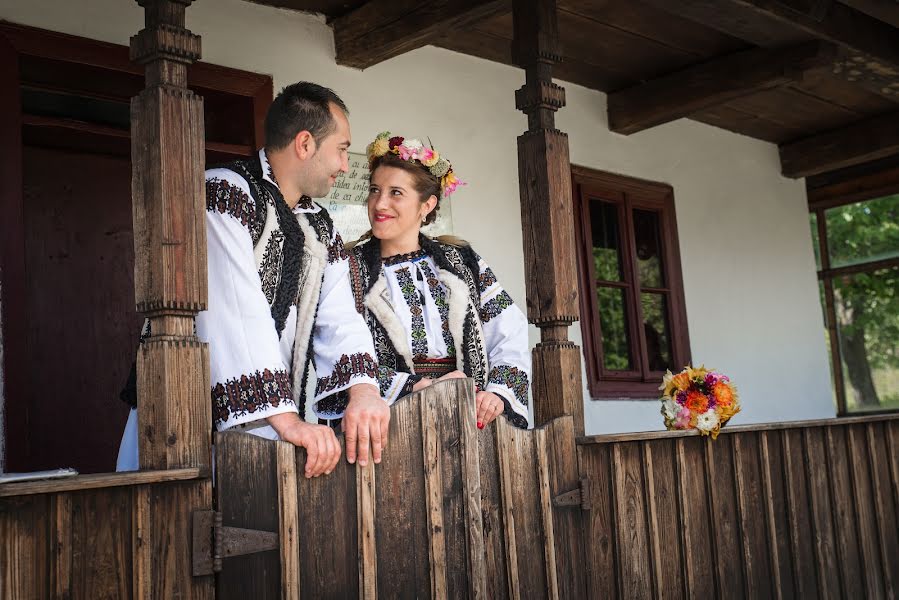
[{"xmin": 341, "ymin": 132, "xmax": 532, "ymax": 429}]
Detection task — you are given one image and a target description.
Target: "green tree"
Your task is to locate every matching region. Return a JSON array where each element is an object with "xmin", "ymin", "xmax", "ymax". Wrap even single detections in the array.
[{"xmin": 813, "ymin": 194, "xmax": 899, "ymax": 409}]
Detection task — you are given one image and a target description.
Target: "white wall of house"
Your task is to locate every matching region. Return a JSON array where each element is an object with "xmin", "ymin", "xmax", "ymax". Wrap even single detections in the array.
[{"xmin": 1, "ymin": 0, "xmax": 837, "ymax": 434}]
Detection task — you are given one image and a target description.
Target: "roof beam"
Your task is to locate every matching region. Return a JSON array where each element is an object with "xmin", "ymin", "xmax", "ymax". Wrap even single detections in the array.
[
  {"xmin": 608, "ymin": 41, "xmax": 836, "ymax": 135},
  {"xmin": 638, "ymin": 0, "xmax": 899, "ymax": 100},
  {"xmin": 779, "ymin": 111, "xmax": 899, "ymax": 178},
  {"xmin": 332, "ymin": 0, "xmax": 508, "ymax": 69}
]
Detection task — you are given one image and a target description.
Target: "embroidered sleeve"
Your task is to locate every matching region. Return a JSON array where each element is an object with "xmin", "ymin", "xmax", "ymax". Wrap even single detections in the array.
[
  {"xmin": 474, "ymin": 253, "xmax": 531, "ymax": 428},
  {"xmin": 205, "ymin": 168, "xmax": 265, "ymax": 243},
  {"xmin": 311, "ymin": 228, "xmax": 382, "ymax": 419},
  {"xmin": 197, "ymin": 170, "xmax": 297, "ymax": 431}
]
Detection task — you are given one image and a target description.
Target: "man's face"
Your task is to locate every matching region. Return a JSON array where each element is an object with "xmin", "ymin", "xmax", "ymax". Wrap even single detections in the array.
[{"xmin": 304, "ymin": 103, "xmax": 351, "ymax": 198}]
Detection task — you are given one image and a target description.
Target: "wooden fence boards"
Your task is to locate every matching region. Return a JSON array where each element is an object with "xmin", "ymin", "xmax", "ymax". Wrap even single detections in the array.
[{"xmin": 579, "ymin": 416, "xmax": 899, "ymax": 600}]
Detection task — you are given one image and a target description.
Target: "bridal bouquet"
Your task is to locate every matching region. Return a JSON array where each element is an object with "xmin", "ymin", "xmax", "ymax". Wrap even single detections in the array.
[{"xmin": 659, "ymin": 365, "xmax": 740, "ymax": 439}]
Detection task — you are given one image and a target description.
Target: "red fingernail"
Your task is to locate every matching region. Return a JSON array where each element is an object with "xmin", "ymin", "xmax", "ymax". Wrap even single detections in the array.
[{"xmin": 477, "ymin": 422, "xmax": 484, "ymax": 429}]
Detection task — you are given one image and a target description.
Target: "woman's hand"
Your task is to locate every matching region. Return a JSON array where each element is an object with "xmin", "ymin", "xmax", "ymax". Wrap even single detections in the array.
[
  {"xmin": 412, "ymin": 377, "xmax": 433, "ymax": 391},
  {"xmin": 475, "ymin": 391, "xmax": 505, "ymax": 429}
]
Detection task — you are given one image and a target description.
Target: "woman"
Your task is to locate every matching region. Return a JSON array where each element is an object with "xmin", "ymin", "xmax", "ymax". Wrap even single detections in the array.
[{"xmin": 327, "ymin": 132, "xmax": 530, "ymax": 429}]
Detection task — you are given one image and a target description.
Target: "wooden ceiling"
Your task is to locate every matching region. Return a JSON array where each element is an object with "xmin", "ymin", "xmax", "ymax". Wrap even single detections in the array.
[{"xmin": 246, "ymin": 0, "xmax": 899, "ymax": 179}]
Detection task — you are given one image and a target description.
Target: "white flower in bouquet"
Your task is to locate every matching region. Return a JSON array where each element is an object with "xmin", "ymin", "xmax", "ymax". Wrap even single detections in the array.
[
  {"xmin": 662, "ymin": 398, "xmax": 679, "ymax": 421},
  {"xmin": 695, "ymin": 409, "xmax": 720, "ymax": 432}
]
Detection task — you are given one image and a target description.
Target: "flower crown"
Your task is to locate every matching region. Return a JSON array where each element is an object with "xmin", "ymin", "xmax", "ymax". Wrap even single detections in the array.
[{"xmin": 366, "ymin": 131, "xmax": 465, "ymax": 198}]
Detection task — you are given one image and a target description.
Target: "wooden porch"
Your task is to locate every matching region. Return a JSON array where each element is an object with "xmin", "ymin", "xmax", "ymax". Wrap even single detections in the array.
[
  {"xmin": 3, "ymin": 394, "xmax": 897, "ymax": 598},
  {"xmin": 1, "ymin": 0, "xmax": 899, "ymax": 598}
]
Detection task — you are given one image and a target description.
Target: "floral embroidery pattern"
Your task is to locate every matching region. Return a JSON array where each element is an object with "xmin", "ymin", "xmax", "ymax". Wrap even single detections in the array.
[
  {"xmin": 326, "ymin": 230, "xmax": 349, "ymax": 264},
  {"xmin": 417, "ymin": 261, "xmax": 455, "ymax": 356},
  {"xmin": 315, "ymin": 352, "xmax": 379, "ymax": 396},
  {"xmin": 489, "ymin": 365, "xmax": 529, "ymax": 407},
  {"xmin": 395, "ymin": 267, "xmax": 429, "ymax": 360},
  {"xmin": 383, "ymin": 249, "xmax": 426, "ymax": 266},
  {"xmin": 206, "ymin": 178, "xmax": 256, "ymax": 228},
  {"xmin": 479, "ymin": 266, "xmax": 498, "ymax": 292},
  {"xmin": 480, "ymin": 291, "xmax": 514, "ymax": 323},
  {"xmin": 211, "ymin": 368, "xmax": 294, "ymax": 427}
]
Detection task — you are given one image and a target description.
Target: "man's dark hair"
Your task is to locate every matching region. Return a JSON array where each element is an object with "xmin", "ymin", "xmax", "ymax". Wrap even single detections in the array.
[{"xmin": 264, "ymin": 82, "xmax": 349, "ymax": 150}]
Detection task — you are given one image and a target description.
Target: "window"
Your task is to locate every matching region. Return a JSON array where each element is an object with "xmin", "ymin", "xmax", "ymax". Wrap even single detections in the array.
[
  {"xmin": 809, "ymin": 178, "xmax": 899, "ymax": 415},
  {"xmin": 572, "ymin": 167, "xmax": 690, "ymax": 398}
]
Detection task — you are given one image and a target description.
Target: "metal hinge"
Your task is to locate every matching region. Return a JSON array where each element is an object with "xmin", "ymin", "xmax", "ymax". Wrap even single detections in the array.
[
  {"xmin": 552, "ymin": 476, "xmax": 592, "ymax": 511},
  {"xmin": 192, "ymin": 510, "xmax": 280, "ymax": 576}
]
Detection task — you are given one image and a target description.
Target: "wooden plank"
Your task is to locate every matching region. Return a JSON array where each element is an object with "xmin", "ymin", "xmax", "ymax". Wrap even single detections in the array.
[
  {"xmin": 296, "ymin": 433, "xmax": 359, "ymax": 599},
  {"xmin": 577, "ymin": 444, "xmax": 618, "ymax": 599},
  {"xmin": 276, "ymin": 442, "xmax": 300, "ymax": 600},
  {"xmin": 609, "ymin": 41, "xmax": 836, "ymax": 134},
  {"xmin": 478, "ymin": 419, "xmax": 510, "ymax": 600},
  {"xmin": 611, "ymin": 443, "xmax": 653, "ymax": 598},
  {"xmin": 0, "ymin": 468, "xmax": 203, "ymax": 497},
  {"xmin": 70, "ymin": 487, "xmax": 133, "ymax": 599},
  {"xmin": 454, "ymin": 382, "xmax": 488, "ymax": 600},
  {"xmin": 866, "ymin": 422, "xmax": 899, "ymax": 598},
  {"xmin": 804, "ymin": 428, "xmax": 842, "ymax": 599},
  {"xmin": 847, "ymin": 424, "xmax": 885, "ymax": 598},
  {"xmin": 333, "ymin": 0, "xmax": 508, "ymax": 69},
  {"xmin": 369, "ymin": 391, "xmax": 428, "ymax": 599},
  {"xmin": 780, "ymin": 111, "xmax": 899, "ymax": 178},
  {"xmin": 733, "ymin": 433, "xmax": 775, "ymax": 599},
  {"xmin": 675, "ymin": 437, "xmax": 716, "ymax": 597},
  {"xmin": 49, "ymin": 493, "xmax": 73, "ymax": 599},
  {"xmin": 643, "ymin": 439, "xmax": 686, "ymax": 600},
  {"xmin": 825, "ymin": 426, "xmax": 865, "ymax": 599},
  {"xmin": 152, "ymin": 481, "xmax": 214, "ymax": 600},
  {"xmin": 496, "ymin": 418, "xmax": 548, "ymax": 596},
  {"xmin": 357, "ymin": 460, "xmax": 378, "ymax": 600},
  {"xmin": 704, "ymin": 435, "xmax": 745, "ymax": 598},
  {"xmin": 421, "ymin": 391, "xmax": 449, "ymax": 600},
  {"xmin": 215, "ymin": 432, "xmax": 280, "ymax": 599},
  {"xmin": 782, "ymin": 430, "xmax": 820, "ymax": 598},
  {"xmin": 577, "ymin": 413, "xmax": 899, "ymax": 444},
  {"xmin": 0, "ymin": 495, "xmax": 50, "ymax": 599},
  {"xmin": 537, "ymin": 416, "xmax": 587, "ymax": 600},
  {"xmin": 759, "ymin": 430, "xmax": 795, "ymax": 599},
  {"xmin": 535, "ymin": 430, "xmax": 561, "ymax": 600},
  {"xmin": 132, "ymin": 485, "xmax": 152, "ymax": 600}
]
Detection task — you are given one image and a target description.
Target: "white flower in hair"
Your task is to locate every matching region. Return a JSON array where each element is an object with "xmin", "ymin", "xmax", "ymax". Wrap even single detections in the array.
[{"xmin": 403, "ymin": 138, "xmax": 424, "ymax": 151}]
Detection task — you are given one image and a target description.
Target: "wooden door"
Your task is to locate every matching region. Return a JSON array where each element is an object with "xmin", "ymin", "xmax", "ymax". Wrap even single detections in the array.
[
  {"xmin": 21, "ymin": 146, "xmax": 139, "ymax": 473},
  {"xmin": 214, "ymin": 379, "xmax": 588, "ymax": 599}
]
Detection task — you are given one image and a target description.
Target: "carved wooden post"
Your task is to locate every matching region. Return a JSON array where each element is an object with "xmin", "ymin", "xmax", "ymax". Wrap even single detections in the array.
[
  {"xmin": 513, "ymin": 0, "xmax": 584, "ymax": 434},
  {"xmin": 130, "ymin": 0, "xmax": 210, "ymax": 470}
]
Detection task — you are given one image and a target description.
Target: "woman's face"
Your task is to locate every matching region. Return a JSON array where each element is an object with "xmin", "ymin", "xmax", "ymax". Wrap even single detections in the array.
[{"xmin": 367, "ymin": 165, "xmax": 436, "ymax": 245}]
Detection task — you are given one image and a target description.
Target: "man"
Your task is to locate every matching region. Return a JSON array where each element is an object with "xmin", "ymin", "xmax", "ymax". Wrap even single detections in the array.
[{"xmin": 118, "ymin": 82, "xmax": 389, "ymax": 478}]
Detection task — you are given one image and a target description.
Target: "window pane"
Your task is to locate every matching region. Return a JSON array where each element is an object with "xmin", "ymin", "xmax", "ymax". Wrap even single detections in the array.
[
  {"xmin": 825, "ymin": 194, "xmax": 899, "ymax": 268},
  {"xmin": 641, "ymin": 292, "xmax": 673, "ymax": 372},
  {"xmin": 832, "ymin": 267, "xmax": 899, "ymax": 412},
  {"xmin": 597, "ymin": 286, "xmax": 632, "ymax": 371},
  {"xmin": 633, "ymin": 209, "xmax": 665, "ymax": 288},
  {"xmin": 810, "ymin": 212, "xmax": 821, "ymax": 270},
  {"xmin": 589, "ymin": 199, "xmax": 623, "ymax": 282}
]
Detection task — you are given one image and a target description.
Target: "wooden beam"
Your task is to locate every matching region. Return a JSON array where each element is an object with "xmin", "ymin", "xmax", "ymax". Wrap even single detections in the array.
[
  {"xmin": 333, "ymin": 0, "xmax": 508, "ymax": 69},
  {"xmin": 609, "ymin": 41, "xmax": 836, "ymax": 134},
  {"xmin": 779, "ymin": 111, "xmax": 899, "ymax": 178},
  {"xmin": 639, "ymin": 0, "xmax": 899, "ymax": 100}
]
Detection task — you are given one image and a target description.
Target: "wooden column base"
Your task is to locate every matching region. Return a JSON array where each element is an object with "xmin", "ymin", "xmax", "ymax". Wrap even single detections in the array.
[
  {"xmin": 137, "ymin": 339, "xmax": 211, "ymax": 471},
  {"xmin": 532, "ymin": 342, "xmax": 584, "ymax": 434}
]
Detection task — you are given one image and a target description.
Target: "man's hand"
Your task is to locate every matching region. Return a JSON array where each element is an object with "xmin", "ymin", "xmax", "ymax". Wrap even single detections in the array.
[
  {"xmin": 475, "ymin": 391, "xmax": 505, "ymax": 429},
  {"xmin": 343, "ymin": 383, "xmax": 390, "ymax": 466},
  {"xmin": 267, "ymin": 412, "xmax": 341, "ymax": 479}
]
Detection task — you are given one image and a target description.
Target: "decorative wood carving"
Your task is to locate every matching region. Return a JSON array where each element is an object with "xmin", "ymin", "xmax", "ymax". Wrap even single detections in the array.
[
  {"xmin": 512, "ymin": 0, "xmax": 584, "ymax": 434},
  {"xmin": 130, "ymin": 0, "xmax": 210, "ymax": 471}
]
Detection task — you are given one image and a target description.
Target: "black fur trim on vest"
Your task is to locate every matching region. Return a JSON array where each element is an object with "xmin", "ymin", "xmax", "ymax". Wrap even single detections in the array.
[{"xmin": 217, "ymin": 155, "xmax": 305, "ymax": 338}]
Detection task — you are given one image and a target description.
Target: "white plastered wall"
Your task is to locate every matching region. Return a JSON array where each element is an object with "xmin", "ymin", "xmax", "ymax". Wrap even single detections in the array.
[{"xmin": 0, "ymin": 0, "xmax": 836, "ymax": 435}]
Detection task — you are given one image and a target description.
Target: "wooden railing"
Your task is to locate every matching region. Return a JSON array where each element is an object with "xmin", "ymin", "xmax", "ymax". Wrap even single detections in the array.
[
  {"xmin": 0, "ymin": 469, "xmax": 211, "ymax": 598},
  {"xmin": 577, "ymin": 414, "xmax": 899, "ymax": 599}
]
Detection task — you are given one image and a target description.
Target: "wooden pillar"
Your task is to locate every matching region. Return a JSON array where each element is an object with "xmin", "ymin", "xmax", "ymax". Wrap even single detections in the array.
[
  {"xmin": 512, "ymin": 0, "xmax": 584, "ymax": 434},
  {"xmin": 130, "ymin": 0, "xmax": 210, "ymax": 471}
]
